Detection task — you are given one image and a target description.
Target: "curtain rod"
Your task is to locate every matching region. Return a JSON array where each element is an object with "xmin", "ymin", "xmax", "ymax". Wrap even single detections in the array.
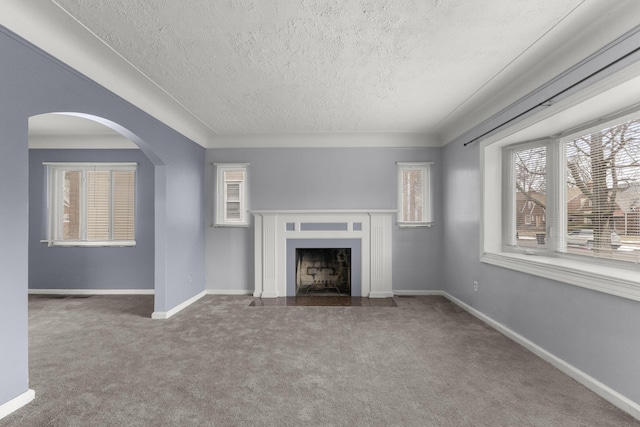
[{"xmin": 463, "ymin": 44, "xmax": 640, "ymax": 147}]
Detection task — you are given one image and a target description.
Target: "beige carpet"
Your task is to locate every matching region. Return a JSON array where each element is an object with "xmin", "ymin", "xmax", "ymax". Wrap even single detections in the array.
[{"xmin": 3, "ymin": 294, "xmax": 638, "ymax": 426}]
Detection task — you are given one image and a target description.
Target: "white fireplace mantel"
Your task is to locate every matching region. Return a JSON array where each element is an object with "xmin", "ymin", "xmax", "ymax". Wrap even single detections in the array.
[{"xmin": 251, "ymin": 209, "xmax": 396, "ymax": 298}]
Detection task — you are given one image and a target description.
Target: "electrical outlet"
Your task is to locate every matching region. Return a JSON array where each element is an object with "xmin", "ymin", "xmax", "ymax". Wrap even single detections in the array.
[
  {"xmin": 473, "ymin": 281, "xmax": 478, "ymax": 292},
  {"xmin": 188, "ymin": 273, "xmax": 193, "ymax": 283}
]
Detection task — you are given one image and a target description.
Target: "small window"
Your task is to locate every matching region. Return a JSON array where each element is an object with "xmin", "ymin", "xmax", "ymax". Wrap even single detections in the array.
[
  {"xmin": 45, "ymin": 162, "xmax": 136, "ymax": 247},
  {"xmin": 397, "ymin": 162, "xmax": 433, "ymax": 227},
  {"xmin": 215, "ymin": 163, "xmax": 249, "ymax": 226}
]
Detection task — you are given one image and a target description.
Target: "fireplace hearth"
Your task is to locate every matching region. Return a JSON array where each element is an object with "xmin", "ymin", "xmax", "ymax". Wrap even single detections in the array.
[{"xmin": 296, "ymin": 248, "xmax": 351, "ymax": 296}]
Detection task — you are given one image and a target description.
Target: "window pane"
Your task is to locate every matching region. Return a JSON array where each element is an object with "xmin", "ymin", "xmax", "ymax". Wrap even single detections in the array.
[
  {"xmin": 566, "ymin": 118, "xmax": 640, "ymax": 262},
  {"xmin": 226, "ymin": 201, "xmax": 241, "ymax": 220},
  {"xmin": 514, "ymin": 146, "xmax": 546, "ymax": 249},
  {"xmin": 63, "ymin": 170, "xmax": 81, "ymax": 240},
  {"xmin": 225, "ymin": 181, "xmax": 242, "ymax": 221},
  {"xmin": 224, "ymin": 170, "xmax": 244, "ymax": 181},
  {"xmin": 402, "ymin": 169, "xmax": 423, "ymax": 222},
  {"xmin": 86, "ymin": 170, "xmax": 111, "ymax": 241},
  {"xmin": 226, "ymin": 182, "xmax": 240, "ymax": 202},
  {"xmin": 113, "ymin": 171, "xmax": 135, "ymax": 240}
]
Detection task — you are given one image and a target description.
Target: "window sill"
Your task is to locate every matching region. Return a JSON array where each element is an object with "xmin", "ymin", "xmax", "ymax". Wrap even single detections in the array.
[
  {"xmin": 481, "ymin": 251, "xmax": 640, "ymax": 302},
  {"xmin": 396, "ymin": 222, "xmax": 433, "ymax": 229},
  {"xmin": 211, "ymin": 223, "xmax": 250, "ymax": 228},
  {"xmin": 41, "ymin": 240, "xmax": 136, "ymax": 247}
]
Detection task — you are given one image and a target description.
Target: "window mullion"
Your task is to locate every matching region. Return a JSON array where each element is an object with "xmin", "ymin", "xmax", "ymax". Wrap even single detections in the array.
[
  {"xmin": 503, "ymin": 149, "xmax": 516, "ymax": 247},
  {"xmin": 548, "ymin": 140, "xmax": 567, "ymax": 253}
]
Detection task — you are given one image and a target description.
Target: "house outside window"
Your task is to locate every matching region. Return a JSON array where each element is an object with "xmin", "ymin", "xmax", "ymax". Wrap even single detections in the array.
[
  {"xmin": 214, "ymin": 163, "xmax": 249, "ymax": 227},
  {"xmin": 397, "ymin": 162, "xmax": 433, "ymax": 227},
  {"xmin": 45, "ymin": 162, "xmax": 136, "ymax": 247}
]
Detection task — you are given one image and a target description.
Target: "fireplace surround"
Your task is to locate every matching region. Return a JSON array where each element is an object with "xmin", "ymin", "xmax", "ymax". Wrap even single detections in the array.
[{"xmin": 251, "ymin": 210, "xmax": 395, "ymax": 298}]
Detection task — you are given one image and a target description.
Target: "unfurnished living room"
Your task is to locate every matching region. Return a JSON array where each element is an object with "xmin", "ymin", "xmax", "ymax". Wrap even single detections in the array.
[{"xmin": 1, "ymin": 1, "xmax": 640, "ymax": 426}]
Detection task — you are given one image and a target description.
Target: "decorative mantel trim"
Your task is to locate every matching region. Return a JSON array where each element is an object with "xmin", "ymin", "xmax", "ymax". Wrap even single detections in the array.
[{"xmin": 252, "ymin": 209, "xmax": 396, "ymax": 298}]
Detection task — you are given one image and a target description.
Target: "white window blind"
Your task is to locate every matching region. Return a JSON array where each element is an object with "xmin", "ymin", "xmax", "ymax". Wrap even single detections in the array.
[
  {"xmin": 87, "ymin": 170, "xmax": 111, "ymax": 241},
  {"xmin": 46, "ymin": 163, "xmax": 136, "ymax": 247},
  {"xmin": 112, "ymin": 171, "xmax": 136, "ymax": 240},
  {"xmin": 224, "ymin": 170, "xmax": 243, "ymax": 222},
  {"xmin": 215, "ymin": 163, "xmax": 249, "ymax": 226}
]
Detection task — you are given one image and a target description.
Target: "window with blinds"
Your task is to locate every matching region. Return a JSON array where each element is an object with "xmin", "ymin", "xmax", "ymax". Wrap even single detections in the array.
[
  {"xmin": 397, "ymin": 162, "xmax": 433, "ymax": 227},
  {"xmin": 215, "ymin": 163, "xmax": 249, "ymax": 226},
  {"xmin": 505, "ymin": 115, "xmax": 640, "ymax": 264},
  {"xmin": 46, "ymin": 163, "xmax": 136, "ymax": 246},
  {"xmin": 564, "ymin": 118, "xmax": 640, "ymax": 263},
  {"xmin": 507, "ymin": 143, "xmax": 547, "ymax": 250}
]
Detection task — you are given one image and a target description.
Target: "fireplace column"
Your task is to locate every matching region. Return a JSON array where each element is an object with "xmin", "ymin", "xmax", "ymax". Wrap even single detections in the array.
[{"xmin": 369, "ymin": 212, "xmax": 394, "ymax": 298}]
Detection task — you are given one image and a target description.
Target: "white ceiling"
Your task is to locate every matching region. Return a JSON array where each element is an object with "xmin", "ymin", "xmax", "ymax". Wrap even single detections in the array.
[{"xmin": 4, "ymin": 1, "xmax": 640, "ymax": 147}]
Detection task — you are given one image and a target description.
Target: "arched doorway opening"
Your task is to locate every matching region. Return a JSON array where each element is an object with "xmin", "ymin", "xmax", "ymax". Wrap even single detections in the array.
[{"xmin": 28, "ymin": 112, "xmax": 166, "ymax": 315}]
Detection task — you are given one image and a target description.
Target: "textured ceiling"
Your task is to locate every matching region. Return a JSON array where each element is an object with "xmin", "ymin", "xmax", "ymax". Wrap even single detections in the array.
[{"xmin": 48, "ymin": 0, "xmax": 588, "ymax": 139}]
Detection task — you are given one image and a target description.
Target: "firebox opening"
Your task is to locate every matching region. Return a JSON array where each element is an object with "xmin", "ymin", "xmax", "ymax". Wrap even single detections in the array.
[{"xmin": 295, "ymin": 248, "xmax": 351, "ymax": 296}]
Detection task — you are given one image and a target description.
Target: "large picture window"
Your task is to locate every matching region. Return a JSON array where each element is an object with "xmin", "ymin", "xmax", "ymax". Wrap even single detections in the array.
[
  {"xmin": 45, "ymin": 162, "xmax": 137, "ymax": 247},
  {"xmin": 483, "ymin": 105, "xmax": 640, "ymax": 302},
  {"xmin": 504, "ymin": 116, "xmax": 640, "ymax": 264}
]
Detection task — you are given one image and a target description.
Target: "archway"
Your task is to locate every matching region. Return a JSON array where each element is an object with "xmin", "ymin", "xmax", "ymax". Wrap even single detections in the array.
[{"xmin": 28, "ymin": 112, "xmax": 167, "ymax": 315}]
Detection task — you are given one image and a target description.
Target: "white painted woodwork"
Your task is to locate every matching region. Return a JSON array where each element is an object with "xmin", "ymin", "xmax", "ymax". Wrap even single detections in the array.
[{"xmin": 252, "ymin": 210, "xmax": 395, "ymax": 298}]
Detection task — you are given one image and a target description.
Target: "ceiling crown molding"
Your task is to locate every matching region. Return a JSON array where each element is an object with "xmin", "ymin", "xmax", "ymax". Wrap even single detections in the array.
[
  {"xmin": 207, "ymin": 132, "xmax": 441, "ymax": 149},
  {"xmin": 0, "ymin": 1, "xmax": 213, "ymax": 147}
]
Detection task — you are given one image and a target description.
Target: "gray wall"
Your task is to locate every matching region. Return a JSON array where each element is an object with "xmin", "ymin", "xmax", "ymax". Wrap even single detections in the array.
[
  {"xmin": 206, "ymin": 147, "xmax": 443, "ymax": 293},
  {"xmin": 29, "ymin": 149, "xmax": 155, "ymax": 290},
  {"xmin": 0, "ymin": 26, "xmax": 205, "ymax": 408},
  {"xmin": 441, "ymin": 139, "xmax": 640, "ymax": 405}
]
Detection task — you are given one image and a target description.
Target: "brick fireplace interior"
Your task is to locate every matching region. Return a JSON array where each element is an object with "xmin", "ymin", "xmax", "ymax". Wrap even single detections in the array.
[{"xmin": 295, "ymin": 248, "xmax": 351, "ymax": 296}]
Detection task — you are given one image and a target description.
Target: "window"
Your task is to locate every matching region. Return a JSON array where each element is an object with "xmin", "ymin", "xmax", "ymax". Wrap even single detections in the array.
[
  {"xmin": 483, "ymin": 107, "xmax": 640, "ymax": 301},
  {"xmin": 397, "ymin": 162, "xmax": 433, "ymax": 227},
  {"xmin": 504, "ymin": 115, "xmax": 640, "ymax": 264},
  {"xmin": 45, "ymin": 162, "xmax": 136, "ymax": 247},
  {"xmin": 214, "ymin": 163, "xmax": 249, "ymax": 226}
]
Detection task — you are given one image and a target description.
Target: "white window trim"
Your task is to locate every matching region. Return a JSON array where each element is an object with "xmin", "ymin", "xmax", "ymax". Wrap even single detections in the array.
[
  {"xmin": 396, "ymin": 162, "xmax": 433, "ymax": 228},
  {"xmin": 481, "ymin": 102, "xmax": 640, "ymax": 302},
  {"xmin": 214, "ymin": 163, "xmax": 249, "ymax": 227},
  {"xmin": 44, "ymin": 162, "xmax": 137, "ymax": 247}
]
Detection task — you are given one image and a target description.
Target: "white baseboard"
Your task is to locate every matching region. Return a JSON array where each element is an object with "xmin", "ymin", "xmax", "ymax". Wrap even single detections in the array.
[
  {"xmin": 29, "ymin": 289, "xmax": 154, "ymax": 295},
  {"xmin": 207, "ymin": 289, "xmax": 253, "ymax": 295},
  {"xmin": 393, "ymin": 290, "xmax": 444, "ymax": 296},
  {"xmin": 369, "ymin": 291, "xmax": 395, "ymax": 298},
  {"xmin": 259, "ymin": 292, "xmax": 278, "ymax": 298},
  {"xmin": 152, "ymin": 290, "xmax": 206, "ymax": 320},
  {"xmin": 0, "ymin": 389, "xmax": 35, "ymax": 421},
  {"xmin": 441, "ymin": 291, "xmax": 640, "ymax": 422}
]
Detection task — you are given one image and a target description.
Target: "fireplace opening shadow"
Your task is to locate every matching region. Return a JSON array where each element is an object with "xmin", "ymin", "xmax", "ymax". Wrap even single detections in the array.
[{"xmin": 295, "ymin": 248, "xmax": 351, "ymax": 296}]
